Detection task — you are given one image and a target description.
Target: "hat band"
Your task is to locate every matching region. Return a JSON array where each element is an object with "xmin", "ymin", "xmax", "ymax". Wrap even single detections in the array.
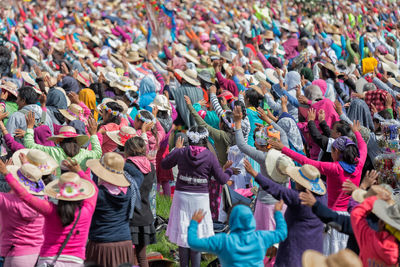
[
  {"xmin": 17, "ymin": 169, "xmax": 45, "ymax": 193},
  {"xmin": 118, "ymin": 132, "xmax": 134, "ymax": 145},
  {"xmin": 78, "ymin": 73, "xmax": 90, "ymax": 86},
  {"xmin": 59, "ymin": 131, "xmax": 79, "ymax": 138},
  {"xmin": 28, "ymin": 158, "xmax": 51, "ymax": 171},
  {"xmin": 67, "ymin": 108, "xmax": 84, "ymax": 121},
  {"xmin": 100, "ymin": 157, "xmax": 123, "ymax": 174},
  {"xmin": 298, "ymin": 169, "xmax": 323, "ymax": 194}
]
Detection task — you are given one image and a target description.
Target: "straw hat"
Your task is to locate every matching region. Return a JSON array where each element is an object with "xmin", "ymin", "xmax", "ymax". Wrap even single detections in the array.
[
  {"xmin": 253, "ymin": 71, "xmax": 267, "ymax": 85},
  {"xmin": 264, "ymin": 30, "xmax": 274, "ymax": 40},
  {"xmin": 21, "ymin": 71, "xmax": 37, "ymax": 86},
  {"xmin": 23, "ymin": 47, "xmax": 41, "ymax": 62},
  {"xmin": 265, "ymin": 68, "xmax": 280, "ymax": 84},
  {"xmin": 45, "ymin": 171, "xmax": 96, "ymax": 201},
  {"xmin": 175, "ymin": 69, "xmax": 200, "ymax": 86},
  {"xmin": 59, "ymin": 104, "xmax": 84, "ymax": 122},
  {"xmin": 149, "ymin": 94, "xmax": 172, "ymax": 113},
  {"xmin": 0, "ymin": 80, "xmax": 18, "ymax": 97},
  {"xmin": 382, "ymin": 62, "xmax": 399, "ymax": 76},
  {"xmin": 51, "ymin": 40, "xmax": 66, "ymax": 52},
  {"xmin": 110, "ymin": 76, "xmax": 137, "ymax": 91},
  {"xmin": 355, "ymin": 77, "xmax": 368, "ymax": 94},
  {"xmin": 302, "ymin": 249, "xmax": 362, "ymax": 267},
  {"xmin": 182, "ymin": 50, "xmax": 200, "ymax": 65},
  {"xmin": 285, "ymin": 164, "xmax": 326, "ymax": 195},
  {"xmin": 106, "ymin": 126, "xmax": 137, "ymax": 146},
  {"xmin": 86, "ymin": 152, "xmax": 130, "ymax": 187},
  {"xmin": 388, "ymin": 75, "xmax": 400, "ymax": 88},
  {"xmin": 352, "ymin": 185, "xmax": 394, "ymax": 204},
  {"xmin": 220, "ymin": 51, "xmax": 233, "ymax": 62},
  {"xmin": 251, "ymin": 61, "xmax": 264, "ymax": 73},
  {"xmin": 116, "ymin": 100, "xmax": 129, "ymax": 115},
  {"xmin": 265, "ymin": 149, "xmax": 294, "ymax": 183},
  {"xmin": 76, "ymin": 71, "xmax": 91, "ymax": 88},
  {"xmin": 379, "ymin": 53, "xmax": 396, "ymax": 65},
  {"xmin": 48, "ymin": 126, "xmax": 89, "ymax": 147},
  {"xmin": 12, "ymin": 149, "xmax": 58, "ymax": 175},
  {"xmin": 104, "ymin": 71, "xmax": 120, "ymax": 83},
  {"xmin": 7, "ymin": 164, "xmax": 45, "ymax": 196},
  {"xmin": 127, "ymin": 51, "xmax": 143, "ymax": 63},
  {"xmin": 373, "ymin": 199, "xmax": 400, "ymax": 231},
  {"xmin": 198, "ymin": 70, "xmax": 213, "ymax": 84}
]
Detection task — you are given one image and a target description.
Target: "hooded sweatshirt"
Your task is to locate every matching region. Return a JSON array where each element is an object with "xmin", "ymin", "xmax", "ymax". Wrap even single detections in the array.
[
  {"xmin": 6, "ymin": 104, "xmax": 54, "ymax": 142},
  {"xmin": 161, "ymin": 146, "xmax": 232, "ymax": 193},
  {"xmin": 188, "ymin": 205, "xmax": 287, "ymax": 267}
]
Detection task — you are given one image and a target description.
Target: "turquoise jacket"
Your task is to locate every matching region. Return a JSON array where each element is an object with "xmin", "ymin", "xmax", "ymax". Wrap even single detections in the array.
[{"xmin": 188, "ymin": 205, "xmax": 287, "ymax": 267}]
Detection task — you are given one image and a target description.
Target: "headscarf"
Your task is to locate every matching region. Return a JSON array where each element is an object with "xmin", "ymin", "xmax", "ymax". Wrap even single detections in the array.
[
  {"xmin": 304, "ymin": 85, "xmax": 323, "ymax": 101},
  {"xmin": 284, "ymin": 71, "xmax": 301, "ymax": 91},
  {"xmin": 46, "ymin": 87, "xmax": 68, "ymax": 125},
  {"xmin": 347, "ymin": 98, "xmax": 374, "ymax": 131},
  {"xmin": 277, "ymin": 117, "xmax": 303, "ymax": 151},
  {"xmin": 282, "ymin": 37, "xmax": 299, "ymax": 60},
  {"xmin": 300, "ymin": 67, "xmax": 314, "ymax": 82},
  {"xmin": 138, "ymin": 76, "xmax": 157, "ymax": 111},
  {"xmin": 34, "ymin": 125, "xmax": 54, "ymax": 146},
  {"xmin": 312, "ymin": 79, "xmax": 327, "ymax": 96},
  {"xmin": 58, "ymin": 76, "xmax": 80, "ymax": 93},
  {"xmin": 79, "ymin": 88, "xmax": 98, "ymax": 121}
]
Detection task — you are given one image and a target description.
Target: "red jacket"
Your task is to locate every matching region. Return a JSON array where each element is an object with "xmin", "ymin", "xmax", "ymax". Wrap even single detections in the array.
[{"xmin": 351, "ymin": 196, "xmax": 399, "ymax": 266}]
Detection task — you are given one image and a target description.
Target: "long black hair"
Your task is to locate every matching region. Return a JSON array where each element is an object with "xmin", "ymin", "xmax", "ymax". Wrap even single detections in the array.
[
  {"xmin": 187, "ymin": 126, "xmax": 208, "ymax": 147},
  {"xmin": 60, "ymin": 138, "xmax": 80, "ymax": 157},
  {"xmin": 98, "ymin": 102, "xmax": 123, "ymax": 128},
  {"xmin": 57, "ymin": 200, "xmax": 83, "ymax": 226},
  {"xmin": 245, "ymin": 88, "xmax": 263, "ymax": 108}
]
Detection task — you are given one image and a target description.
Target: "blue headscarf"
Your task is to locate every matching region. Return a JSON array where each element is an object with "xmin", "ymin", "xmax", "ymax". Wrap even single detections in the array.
[{"xmin": 138, "ymin": 76, "xmax": 156, "ymax": 111}]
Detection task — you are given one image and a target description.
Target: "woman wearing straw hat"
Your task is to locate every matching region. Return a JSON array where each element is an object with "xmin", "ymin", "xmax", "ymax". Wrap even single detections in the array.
[
  {"xmin": 85, "ymin": 152, "xmax": 137, "ymax": 267},
  {"xmin": 0, "ymin": 157, "xmax": 97, "ymax": 267},
  {"xmin": 124, "ymin": 136, "xmax": 156, "ymax": 267},
  {"xmin": 0, "ymin": 162, "xmax": 45, "ymax": 267},
  {"xmin": 24, "ymin": 112, "xmax": 102, "ymax": 175},
  {"xmin": 244, "ymin": 160, "xmax": 327, "ymax": 267}
]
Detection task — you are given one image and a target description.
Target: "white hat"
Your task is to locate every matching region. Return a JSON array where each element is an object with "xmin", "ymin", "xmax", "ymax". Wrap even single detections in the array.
[
  {"xmin": 265, "ymin": 68, "xmax": 280, "ymax": 84},
  {"xmin": 175, "ymin": 69, "xmax": 200, "ymax": 86},
  {"xmin": 149, "ymin": 94, "xmax": 172, "ymax": 113},
  {"xmin": 12, "ymin": 148, "xmax": 59, "ymax": 175},
  {"xmin": 265, "ymin": 149, "xmax": 294, "ymax": 184}
]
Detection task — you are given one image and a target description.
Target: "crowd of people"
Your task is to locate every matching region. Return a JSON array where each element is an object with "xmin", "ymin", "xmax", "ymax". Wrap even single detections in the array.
[{"xmin": 0, "ymin": 0, "xmax": 399, "ymax": 266}]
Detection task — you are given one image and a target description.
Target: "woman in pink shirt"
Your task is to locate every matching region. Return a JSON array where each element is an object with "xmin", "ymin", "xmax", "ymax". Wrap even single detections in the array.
[
  {"xmin": 269, "ymin": 121, "xmax": 367, "ymax": 255},
  {"xmin": 0, "ymin": 157, "xmax": 98, "ymax": 267},
  {"xmin": 0, "ymin": 163, "xmax": 46, "ymax": 267}
]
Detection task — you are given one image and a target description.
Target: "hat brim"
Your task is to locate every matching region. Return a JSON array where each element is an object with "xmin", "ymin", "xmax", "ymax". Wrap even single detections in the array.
[
  {"xmin": 148, "ymin": 103, "xmax": 171, "ymax": 112},
  {"xmin": 12, "ymin": 149, "xmax": 58, "ymax": 175},
  {"xmin": 302, "ymin": 249, "xmax": 328, "ymax": 267},
  {"xmin": 86, "ymin": 159, "xmax": 130, "ymax": 187},
  {"xmin": 197, "ymin": 74, "xmax": 213, "ymax": 84},
  {"xmin": 285, "ymin": 166, "xmax": 326, "ymax": 195},
  {"xmin": 21, "ymin": 72, "xmax": 37, "ymax": 86},
  {"xmin": 183, "ymin": 53, "xmax": 200, "ymax": 65},
  {"xmin": 59, "ymin": 109, "xmax": 80, "ymax": 122},
  {"xmin": 373, "ymin": 199, "xmax": 400, "ymax": 231},
  {"xmin": 7, "ymin": 165, "xmax": 45, "ymax": 196},
  {"xmin": 45, "ymin": 177, "xmax": 96, "ymax": 201},
  {"xmin": 265, "ymin": 149, "xmax": 292, "ymax": 183},
  {"xmin": 105, "ymin": 130, "xmax": 125, "ymax": 146},
  {"xmin": 388, "ymin": 78, "xmax": 400, "ymax": 88},
  {"xmin": 352, "ymin": 188, "xmax": 367, "ymax": 203},
  {"xmin": 47, "ymin": 134, "xmax": 89, "ymax": 147},
  {"xmin": 175, "ymin": 69, "xmax": 200, "ymax": 86},
  {"xmin": 0, "ymin": 86, "xmax": 18, "ymax": 97}
]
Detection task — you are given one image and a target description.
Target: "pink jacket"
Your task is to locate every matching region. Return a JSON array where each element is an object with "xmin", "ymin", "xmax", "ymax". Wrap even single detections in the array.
[
  {"xmin": 282, "ymin": 131, "xmax": 367, "ymax": 211},
  {"xmin": 5, "ymin": 171, "xmax": 98, "ymax": 260},
  {"xmin": 351, "ymin": 196, "xmax": 399, "ymax": 266},
  {"xmin": 0, "ymin": 193, "xmax": 44, "ymax": 257},
  {"xmin": 135, "ymin": 120, "xmax": 166, "ymax": 167}
]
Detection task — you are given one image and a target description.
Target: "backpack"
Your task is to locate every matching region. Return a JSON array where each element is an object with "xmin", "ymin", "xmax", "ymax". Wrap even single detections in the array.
[{"xmin": 19, "ymin": 109, "xmax": 47, "ymax": 128}]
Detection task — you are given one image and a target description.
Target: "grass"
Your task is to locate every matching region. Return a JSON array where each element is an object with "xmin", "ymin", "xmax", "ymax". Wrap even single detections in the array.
[{"xmin": 148, "ymin": 194, "xmax": 216, "ymax": 267}]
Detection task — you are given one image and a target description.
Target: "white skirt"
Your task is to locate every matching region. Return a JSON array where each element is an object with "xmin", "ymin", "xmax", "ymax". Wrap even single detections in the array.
[
  {"xmin": 323, "ymin": 211, "xmax": 350, "ymax": 256},
  {"xmin": 166, "ymin": 190, "xmax": 214, "ymax": 248}
]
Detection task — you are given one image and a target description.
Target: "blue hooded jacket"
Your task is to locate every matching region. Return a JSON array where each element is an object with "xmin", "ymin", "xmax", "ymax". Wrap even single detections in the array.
[{"xmin": 188, "ymin": 205, "xmax": 287, "ymax": 267}]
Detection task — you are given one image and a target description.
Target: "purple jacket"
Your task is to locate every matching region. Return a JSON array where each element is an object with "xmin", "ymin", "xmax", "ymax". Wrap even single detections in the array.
[
  {"xmin": 161, "ymin": 146, "xmax": 232, "ymax": 193},
  {"xmin": 255, "ymin": 173, "xmax": 327, "ymax": 267}
]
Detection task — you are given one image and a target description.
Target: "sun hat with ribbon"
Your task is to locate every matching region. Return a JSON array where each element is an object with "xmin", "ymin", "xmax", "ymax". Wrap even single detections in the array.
[
  {"xmin": 302, "ymin": 249, "xmax": 362, "ymax": 267},
  {"xmin": 12, "ymin": 149, "xmax": 59, "ymax": 175},
  {"xmin": 265, "ymin": 149, "xmax": 294, "ymax": 183},
  {"xmin": 110, "ymin": 76, "xmax": 137, "ymax": 91},
  {"xmin": 382, "ymin": 62, "xmax": 399, "ymax": 77},
  {"xmin": 149, "ymin": 94, "xmax": 172, "ymax": 113},
  {"xmin": 175, "ymin": 69, "xmax": 200, "ymax": 86},
  {"xmin": 0, "ymin": 80, "xmax": 18, "ymax": 97},
  {"xmin": 86, "ymin": 152, "xmax": 130, "ymax": 187},
  {"xmin": 7, "ymin": 164, "xmax": 45, "ymax": 196},
  {"xmin": 285, "ymin": 164, "xmax": 326, "ymax": 195},
  {"xmin": 332, "ymin": 136, "xmax": 360, "ymax": 157},
  {"xmin": 21, "ymin": 71, "xmax": 38, "ymax": 86},
  {"xmin": 106, "ymin": 126, "xmax": 137, "ymax": 146},
  {"xmin": 45, "ymin": 171, "xmax": 96, "ymax": 201},
  {"xmin": 23, "ymin": 46, "xmax": 41, "ymax": 62},
  {"xmin": 182, "ymin": 50, "xmax": 200, "ymax": 65},
  {"xmin": 76, "ymin": 71, "xmax": 91, "ymax": 88},
  {"xmin": 59, "ymin": 104, "xmax": 85, "ymax": 122},
  {"xmin": 47, "ymin": 125, "xmax": 89, "ymax": 147}
]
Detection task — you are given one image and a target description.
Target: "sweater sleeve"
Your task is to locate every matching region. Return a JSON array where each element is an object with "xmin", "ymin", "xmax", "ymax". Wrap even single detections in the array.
[
  {"xmin": 264, "ymin": 93, "xmax": 282, "ymax": 113},
  {"xmin": 161, "ymin": 147, "xmax": 184, "ymax": 169},
  {"xmin": 4, "ymin": 133, "xmax": 25, "ymax": 152},
  {"xmin": 312, "ymin": 200, "xmax": 353, "ymax": 235},
  {"xmin": 5, "ymin": 172, "xmax": 53, "ymax": 215},
  {"xmin": 77, "ymin": 170, "xmax": 98, "ymax": 208},
  {"xmin": 354, "ymin": 131, "xmax": 367, "ymax": 166},
  {"xmin": 254, "ymin": 173, "xmax": 301, "ymax": 206},
  {"xmin": 235, "ymin": 129, "xmax": 265, "ymax": 164},
  {"xmin": 259, "ymin": 211, "xmax": 288, "ymax": 248},
  {"xmin": 187, "ymin": 104, "xmax": 223, "ymax": 142},
  {"xmin": 82, "ymin": 135, "xmax": 102, "ymax": 160},
  {"xmin": 308, "ymin": 121, "xmax": 329, "ymax": 150},
  {"xmin": 351, "ymin": 196, "xmax": 378, "ymax": 251},
  {"xmin": 281, "ymin": 147, "xmax": 339, "ymax": 176},
  {"xmin": 24, "ymin": 128, "xmax": 62, "ymax": 159},
  {"xmin": 210, "ymin": 93, "xmax": 224, "ymax": 118},
  {"xmin": 188, "ymin": 220, "xmax": 225, "ymax": 254},
  {"xmin": 216, "ymin": 72, "xmax": 238, "ymax": 97}
]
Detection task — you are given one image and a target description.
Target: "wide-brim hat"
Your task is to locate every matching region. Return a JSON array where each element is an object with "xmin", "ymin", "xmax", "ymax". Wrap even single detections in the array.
[
  {"xmin": 127, "ymin": 51, "xmax": 143, "ymax": 63},
  {"xmin": 388, "ymin": 75, "xmax": 400, "ymax": 88},
  {"xmin": 23, "ymin": 47, "xmax": 41, "ymax": 62},
  {"xmin": 0, "ymin": 80, "xmax": 18, "ymax": 97},
  {"xmin": 379, "ymin": 53, "xmax": 396, "ymax": 65},
  {"xmin": 12, "ymin": 148, "xmax": 59, "ymax": 175},
  {"xmin": 21, "ymin": 71, "xmax": 37, "ymax": 86},
  {"xmin": 45, "ymin": 171, "xmax": 96, "ymax": 201},
  {"xmin": 373, "ymin": 199, "xmax": 400, "ymax": 231},
  {"xmin": 265, "ymin": 149, "xmax": 294, "ymax": 183},
  {"xmin": 286, "ymin": 164, "xmax": 326, "ymax": 195},
  {"xmin": 86, "ymin": 152, "xmax": 130, "ymax": 187},
  {"xmin": 76, "ymin": 71, "xmax": 91, "ymax": 88},
  {"xmin": 175, "ymin": 69, "xmax": 200, "ymax": 86},
  {"xmin": 302, "ymin": 249, "xmax": 362, "ymax": 267},
  {"xmin": 7, "ymin": 165, "xmax": 45, "ymax": 196},
  {"xmin": 382, "ymin": 62, "xmax": 399, "ymax": 76},
  {"xmin": 106, "ymin": 126, "xmax": 137, "ymax": 146},
  {"xmin": 48, "ymin": 126, "xmax": 89, "ymax": 147},
  {"xmin": 265, "ymin": 68, "xmax": 280, "ymax": 84},
  {"xmin": 182, "ymin": 50, "xmax": 200, "ymax": 65},
  {"xmin": 110, "ymin": 77, "xmax": 137, "ymax": 91},
  {"xmin": 355, "ymin": 77, "xmax": 368, "ymax": 94},
  {"xmin": 149, "ymin": 94, "xmax": 172, "ymax": 112},
  {"xmin": 198, "ymin": 70, "xmax": 213, "ymax": 84},
  {"xmin": 59, "ymin": 104, "xmax": 84, "ymax": 122}
]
